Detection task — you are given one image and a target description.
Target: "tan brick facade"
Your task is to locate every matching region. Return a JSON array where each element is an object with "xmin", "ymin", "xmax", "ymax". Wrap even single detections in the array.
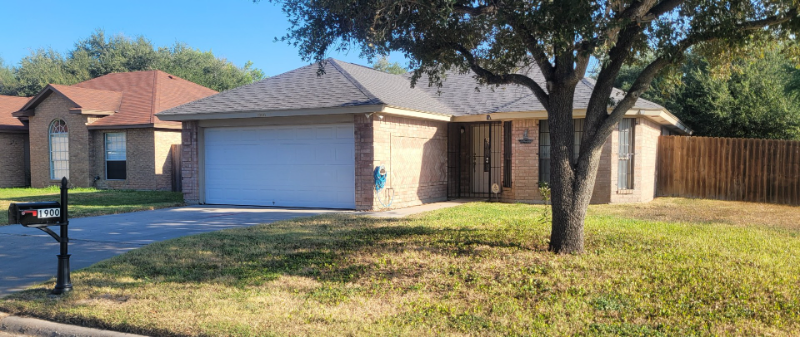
[
  {"xmin": 29, "ymin": 94, "xmax": 94, "ymax": 188},
  {"xmin": 0, "ymin": 132, "xmax": 29, "ymax": 187},
  {"xmin": 609, "ymin": 118, "xmax": 661, "ymax": 203},
  {"xmin": 499, "ymin": 117, "xmax": 657, "ymax": 205},
  {"xmin": 181, "ymin": 121, "xmax": 200, "ymax": 204},
  {"xmin": 90, "ymin": 129, "xmax": 180, "ymax": 191},
  {"xmin": 355, "ymin": 114, "xmax": 448, "ymax": 210},
  {"xmin": 178, "ymin": 115, "xmax": 661, "ymax": 209},
  {"xmin": 28, "ymin": 93, "xmax": 179, "ymax": 190}
]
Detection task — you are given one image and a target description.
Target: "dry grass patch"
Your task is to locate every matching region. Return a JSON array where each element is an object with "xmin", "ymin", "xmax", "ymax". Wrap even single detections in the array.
[
  {"xmin": 592, "ymin": 197, "xmax": 800, "ymax": 230},
  {"xmin": 0, "ymin": 200, "xmax": 799, "ymax": 336}
]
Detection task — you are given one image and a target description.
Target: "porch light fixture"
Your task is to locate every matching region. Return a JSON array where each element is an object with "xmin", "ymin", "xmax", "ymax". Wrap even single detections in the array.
[{"xmin": 519, "ymin": 129, "xmax": 533, "ymax": 144}]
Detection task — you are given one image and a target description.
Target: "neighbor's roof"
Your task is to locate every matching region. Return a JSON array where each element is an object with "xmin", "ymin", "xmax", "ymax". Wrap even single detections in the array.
[
  {"xmin": 158, "ymin": 59, "xmax": 456, "ymax": 117},
  {"xmin": 0, "ymin": 95, "xmax": 31, "ymax": 132},
  {"xmin": 161, "ymin": 58, "xmax": 667, "ymax": 120},
  {"xmin": 16, "ymin": 70, "xmax": 217, "ymax": 128}
]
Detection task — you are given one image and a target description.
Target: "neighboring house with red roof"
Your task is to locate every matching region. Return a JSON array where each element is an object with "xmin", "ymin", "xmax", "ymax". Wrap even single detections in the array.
[
  {"xmin": 12, "ymin": 70, "xmax": 217, "ymax": 190},
  {"xmin": 0, "ymin": 95, "xmax": 32, "ymax": 188}
]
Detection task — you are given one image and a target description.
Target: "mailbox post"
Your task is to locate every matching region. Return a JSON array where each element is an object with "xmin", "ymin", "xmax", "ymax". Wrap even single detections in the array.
[
  {"xmin": 54, "ymin": 177, "xmax": 72, "ymax": 294},
  {"xmin": 7, "ymin": 177, "xmax": 72, "ymax": 294}
]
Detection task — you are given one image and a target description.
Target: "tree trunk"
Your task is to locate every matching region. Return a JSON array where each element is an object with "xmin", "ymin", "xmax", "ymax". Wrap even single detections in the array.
[{"xmin": 545, "ymin": 84, "xmax": 603, "ymax": 254}]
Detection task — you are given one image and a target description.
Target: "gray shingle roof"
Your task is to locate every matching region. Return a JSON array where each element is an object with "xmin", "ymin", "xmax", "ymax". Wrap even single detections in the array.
[
  {"xmin": 413, "ymin": 68, "xmax": 665, "ymax": 115},
  {"xmin": 159, "ymin": 58, "xmax": 666, "ymax": 118}
]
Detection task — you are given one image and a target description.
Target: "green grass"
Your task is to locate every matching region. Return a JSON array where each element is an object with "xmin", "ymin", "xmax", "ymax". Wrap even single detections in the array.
[
  {"xmin": 0, "ymin": 187, "xmax": 184, "ymax": 225},
  {"xmin": 1, "ymin": 200, "xmax": 799, "ymax": 336}
]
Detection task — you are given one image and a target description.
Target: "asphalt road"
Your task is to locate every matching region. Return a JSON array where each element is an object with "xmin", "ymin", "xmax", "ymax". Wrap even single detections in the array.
[{"xmin": 0, "ymin": 205, "xmax": 344, "ymax": 296}]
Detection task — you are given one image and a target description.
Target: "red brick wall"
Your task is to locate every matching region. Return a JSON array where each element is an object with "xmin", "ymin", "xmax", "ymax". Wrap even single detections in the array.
[
  {"xmin": 355, "ymin": 114, "xmax": 448, "ymax": 210},
  {"xmin": 0, "ymin": 132, "xmax": 29, "ymax": 187},
  {"xmin": 504, "ymin": 119, "xmax": 541, "ymax": 203}
]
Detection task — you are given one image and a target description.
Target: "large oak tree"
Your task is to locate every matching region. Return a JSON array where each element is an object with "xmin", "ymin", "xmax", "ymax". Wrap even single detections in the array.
[{"xmin": 267, "ymin": 0, "xmax": 800, "ymax": 253}]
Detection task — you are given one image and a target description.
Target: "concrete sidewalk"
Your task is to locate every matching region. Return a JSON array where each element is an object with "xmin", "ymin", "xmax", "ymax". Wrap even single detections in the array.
[{"xmin": 362, "ymin": 199, "xmax": 471, "ymax": 217}]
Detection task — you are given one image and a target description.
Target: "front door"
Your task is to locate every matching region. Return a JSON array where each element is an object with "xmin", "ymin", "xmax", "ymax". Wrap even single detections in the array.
[{"xmin": 471, "ymin": 124, "xmax": 502, "ymax": 194}]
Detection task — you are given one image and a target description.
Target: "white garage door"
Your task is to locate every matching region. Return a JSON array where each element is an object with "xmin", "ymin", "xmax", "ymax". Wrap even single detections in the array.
[{"xmin": 204, "ymin": 123, "xmax": 355, "ymax": 208}]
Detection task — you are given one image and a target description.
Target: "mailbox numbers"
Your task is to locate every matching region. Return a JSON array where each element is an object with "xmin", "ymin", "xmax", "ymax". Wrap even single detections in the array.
[{"xmin": 38, "ymin": 208, "xmax": 60, "ymax": 219}]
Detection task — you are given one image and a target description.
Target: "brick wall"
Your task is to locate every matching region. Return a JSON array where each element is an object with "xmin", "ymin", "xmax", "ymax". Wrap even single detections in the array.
[
  {"xmin": 609, "ymin": 117, "xmax": 660, "ymax": 203},
  {"xmin": 181, "ymin": 121, "xmax": 200, "ymax": 204},
  {"xmin": 92, "ymin": 128, "xmax": 169, "ymax": 190},
  {"xmin": 154, "ymin": 130, "xmax": 181, "ymax": 191},
  {"xmin": 590, "ymin": 134, "xmax": 613, "ymax": 204},
  {"xmin": 28, "ymin": 94, "xmax": 94, "ymax": 188},
  {"xmin": 0, "ymin": 132, "xmax": 29, "ymax": 187},
  {"xmin": 504, "ymin": 119, "xmax": 541, "ymax": 203},
  {"xmin": 355, "ymin": 114, "xmax": 448, "ymax": 210}
]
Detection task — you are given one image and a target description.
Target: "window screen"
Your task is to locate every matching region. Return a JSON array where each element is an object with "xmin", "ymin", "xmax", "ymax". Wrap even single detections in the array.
[{"xmin": 105, "ymin": 132, "xmax": 127, "ymax": 180}]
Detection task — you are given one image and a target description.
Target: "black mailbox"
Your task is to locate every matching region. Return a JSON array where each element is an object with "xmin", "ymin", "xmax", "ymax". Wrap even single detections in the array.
[
  {"xmin": 9, "ymin": 178, "xmax": 72, "ymax": 295},
  {"xmin": 8, "ymin": 201, "xmax": 62, "ymax": 227}
]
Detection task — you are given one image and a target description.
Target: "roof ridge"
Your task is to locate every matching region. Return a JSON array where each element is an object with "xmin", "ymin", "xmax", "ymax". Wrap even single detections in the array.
[{"xmin": 327, "ymin": 59, "xmax": 383, "ymax": 105}]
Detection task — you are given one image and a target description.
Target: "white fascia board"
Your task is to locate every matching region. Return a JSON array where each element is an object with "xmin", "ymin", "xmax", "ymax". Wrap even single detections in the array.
[
  {"xmin": 156, "ymin": 105, "xmax": 387, "ymax": 121},
  {"xmin": 380, "ymin": 106, "xmax": 453, "ymax": 121}
]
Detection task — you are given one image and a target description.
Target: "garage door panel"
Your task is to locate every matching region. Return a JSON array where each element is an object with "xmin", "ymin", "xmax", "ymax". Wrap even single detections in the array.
[{"xmin": 204, "ymin": 123, "xmax": 355, "ymax": 208}]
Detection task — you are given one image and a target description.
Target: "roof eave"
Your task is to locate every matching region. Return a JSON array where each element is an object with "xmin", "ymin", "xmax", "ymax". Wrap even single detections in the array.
[
  {"xmin": 156, "ymin": 104, "xmax": 389, "ymax": 121},
  {"xmin": 87, "ymin": 123, "xmax": 156, "ymax": 130},
  {"xmin": 0, "ymin": 125, "xmax": 28, "ymax": 133},
  {"xmin": 11, "ymin": 109, "xmax": 34, "ymax": 117}
]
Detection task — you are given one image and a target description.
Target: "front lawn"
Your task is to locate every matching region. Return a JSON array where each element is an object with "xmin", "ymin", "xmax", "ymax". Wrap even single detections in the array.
[
  {"xmin": 1, "ymin": 199, "xmax": 799, "ymax": 336},
  {"xmin": 0, "ymin": 187, "xmax": 184, "ymax": 226}
]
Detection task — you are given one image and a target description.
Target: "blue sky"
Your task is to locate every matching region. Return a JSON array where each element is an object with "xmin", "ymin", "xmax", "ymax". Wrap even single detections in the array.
[{"xmin": 0, "ymin": 0, "xmax": 408, "ymax": 76}]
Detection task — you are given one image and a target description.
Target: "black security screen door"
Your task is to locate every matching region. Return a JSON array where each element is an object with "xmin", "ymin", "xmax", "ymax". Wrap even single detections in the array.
[{"xmin": 447, "ymin": 122, "xmax": 503, "ymax": 199}]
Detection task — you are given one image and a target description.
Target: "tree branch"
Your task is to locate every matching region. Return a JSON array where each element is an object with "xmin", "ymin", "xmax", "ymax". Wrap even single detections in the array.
[
  {"xmin": 580, "ymin": 6, "xmax": 798, "ymax": 171},
  {"xmin": 453, "ymin": 3, "xmax": 497, "ymax": 16},
  {"xmin": 454, "ymin": 44, "xmax": 550, "ymax": 111},
  {"xmin": 503, "ymin": 19, "xmax": 555, "ymax": 80},
  {"xmin": 647, "ymin": 0, "xmax": 684, "ymax": 17}
]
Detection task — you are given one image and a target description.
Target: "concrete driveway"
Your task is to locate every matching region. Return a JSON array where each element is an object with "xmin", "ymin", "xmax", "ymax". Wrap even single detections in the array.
[{"xmin": 0, "ymin": 205, "xmax": 345, "ymax": 296}]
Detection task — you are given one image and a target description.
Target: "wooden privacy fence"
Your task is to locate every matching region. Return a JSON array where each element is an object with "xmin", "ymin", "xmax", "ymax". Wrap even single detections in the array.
[{"xmin": 657, "ymin": 136, "xmax": 800, "ymax": 205}]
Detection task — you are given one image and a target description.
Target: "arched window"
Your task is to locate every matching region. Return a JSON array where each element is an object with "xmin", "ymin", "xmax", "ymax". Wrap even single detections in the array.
[{"xmin": 49, "ymin": 119, "xmax": 69, "ymax": 180}]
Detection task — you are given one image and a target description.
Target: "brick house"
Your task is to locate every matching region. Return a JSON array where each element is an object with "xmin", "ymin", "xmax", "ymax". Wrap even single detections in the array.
[
  {"xmin": 0, "ymin": 95, "xmax": 32, "ymax": 188},
  {"xmin": 157, "ymin": 59, "xmax": 690, "ymax": 210},
  {"xmin": 11, "ymin": 70, "xmax": 217, "ymax": 190}
]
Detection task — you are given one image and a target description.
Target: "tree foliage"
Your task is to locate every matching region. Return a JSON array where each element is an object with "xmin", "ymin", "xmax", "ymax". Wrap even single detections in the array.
[
  {"xmin": 267, "ymin": 0, "xmax": 800, "ymax": 253},
  {"xmin": 614, "ymin": 48, "xmax": 800, "ymax": 140},
  {"xmin": 0, "ymin": 30, "xmax": 264, "ymax": 96},
  {"xmin": 372, "ymin": 56, "xmax": 407, "ymax": 74}
]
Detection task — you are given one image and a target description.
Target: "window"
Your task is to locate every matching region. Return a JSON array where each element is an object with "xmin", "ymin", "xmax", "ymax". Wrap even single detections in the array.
[
  {"xmin": 539, "ymin": 120, "xmax": 551, "ymax": 184},
  {"xmin": 503, "ymin": 121, "xmax": 512, "ymax": 188},
  {"xmin": 539, "ymin": 119, "xmax": 585, "ymax": 184},
  {"xmin": 105, "ymin": 132, "xmax": 127, "ymax": 180},
  {"xmin": 49, "ymin": 119, "xmax": 69, "ymax": 180},
  {"xmin": 617, "ymin": 118, "xmax": 635, "ymax": 190}
]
